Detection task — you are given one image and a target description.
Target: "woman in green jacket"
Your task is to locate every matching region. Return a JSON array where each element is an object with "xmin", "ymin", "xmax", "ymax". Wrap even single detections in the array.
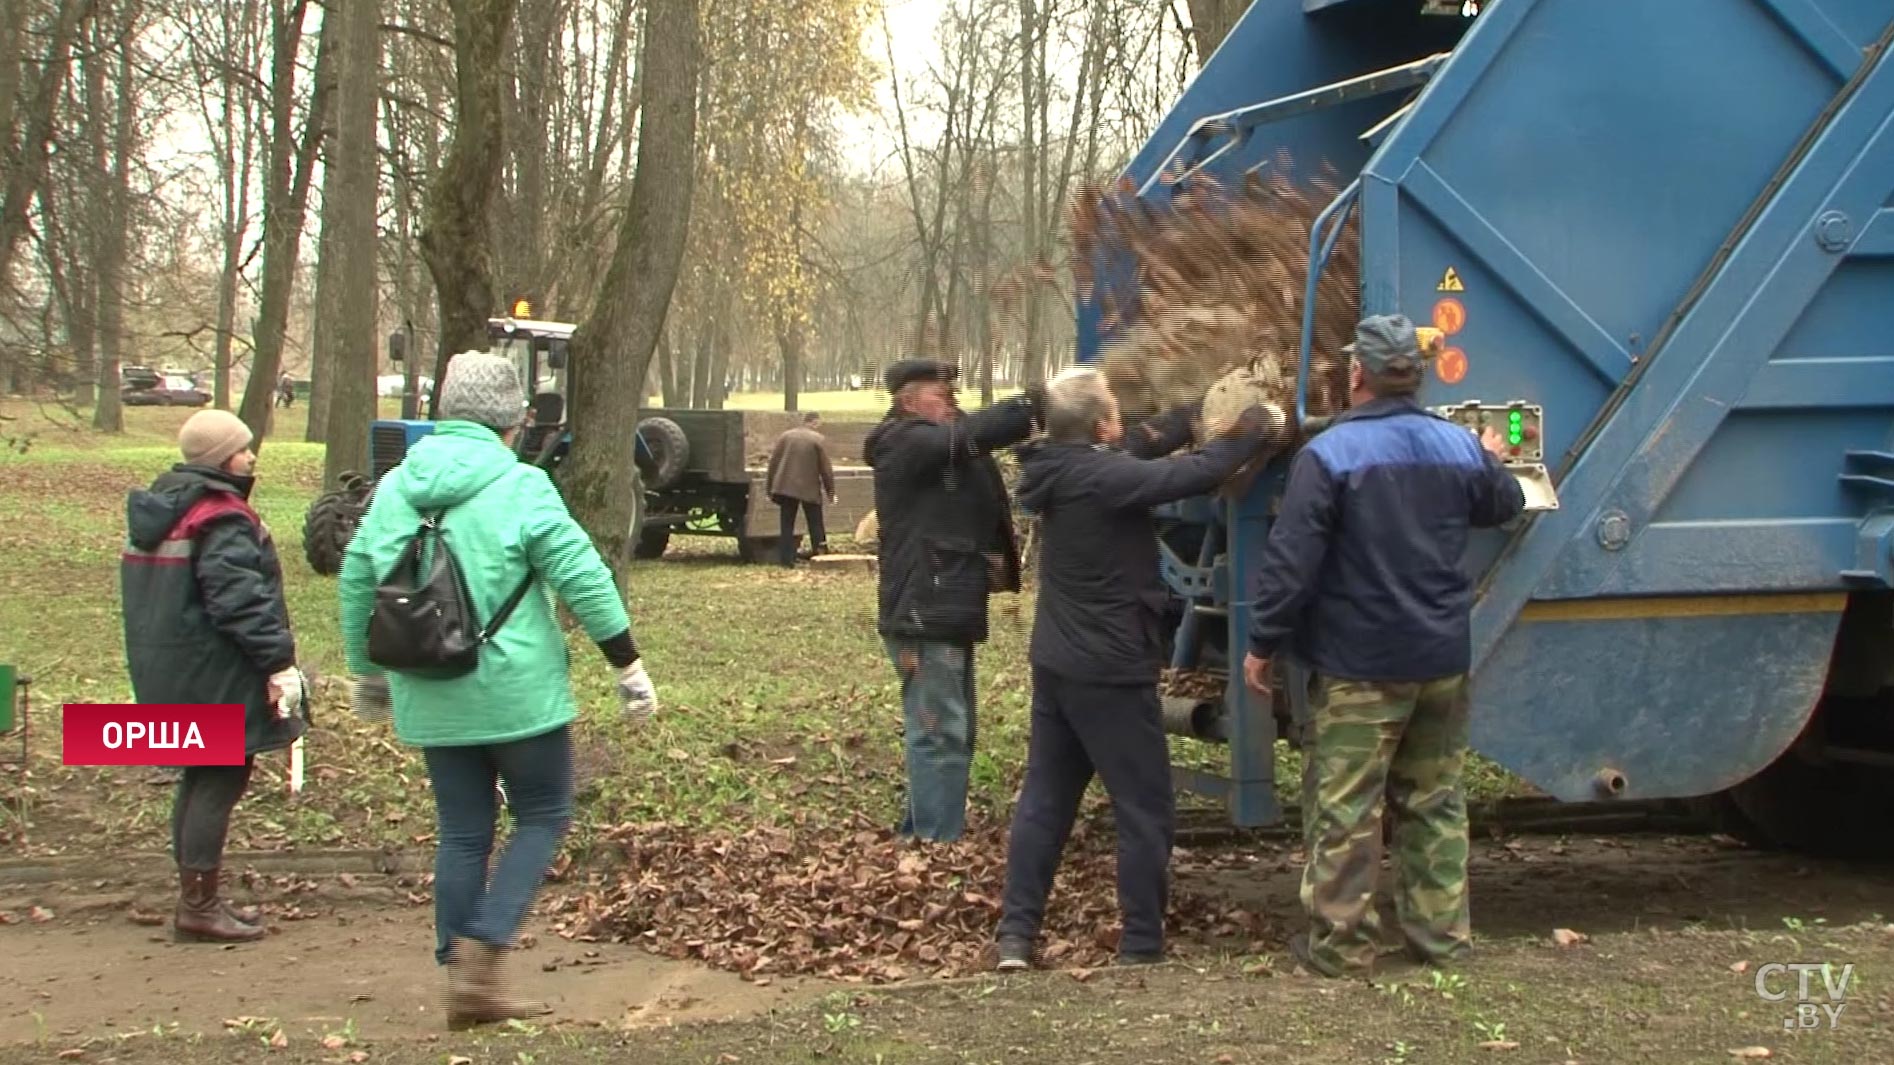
[{"xmin": 338, "ymin": 351, "xmax": 658, "ymax": 1029}]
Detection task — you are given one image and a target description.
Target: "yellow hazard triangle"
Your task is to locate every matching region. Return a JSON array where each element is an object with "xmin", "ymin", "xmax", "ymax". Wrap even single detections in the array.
[{"xmin": 1437, "ymin": 267, "xmax": 1464, "ymax": 292}]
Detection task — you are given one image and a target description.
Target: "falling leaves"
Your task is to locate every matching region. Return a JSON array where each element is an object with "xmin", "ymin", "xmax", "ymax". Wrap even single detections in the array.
[
  {"xmin": 1070, "ymin": 169, "xmax": 1361, "ymax": 429},
  {"xmin": 552, "ymin": 820, "xmax": 1272, "ymax": 982}
]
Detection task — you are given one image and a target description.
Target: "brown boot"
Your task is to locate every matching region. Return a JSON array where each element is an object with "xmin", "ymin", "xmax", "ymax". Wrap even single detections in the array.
[
  {"xmin": 174, "ymin": 869, "xmax": 265, "ymax": 943},
  {"xmin": 222, "ymin": 899, "xmax": 263, "ymax": 925},
  {"xmin": 446, "ymin": 935, "xmax": 551, "ymax": 1029}
]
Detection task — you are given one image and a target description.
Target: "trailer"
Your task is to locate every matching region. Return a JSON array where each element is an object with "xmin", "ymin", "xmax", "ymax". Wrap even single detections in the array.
[{"xmin": 1084, "ymin": 0, "xmax": 1894, "ymax": 857}]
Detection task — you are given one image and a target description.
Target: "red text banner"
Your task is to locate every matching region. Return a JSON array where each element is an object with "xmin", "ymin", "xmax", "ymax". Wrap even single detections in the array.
[{"xmin": 62, "ymin": 704, "xmax": 247, "ymax": 766}]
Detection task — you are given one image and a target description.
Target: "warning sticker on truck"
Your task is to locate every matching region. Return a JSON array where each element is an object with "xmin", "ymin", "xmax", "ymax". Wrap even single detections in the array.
[{"xmin": 1437, "ymin": 267, "xmax": 1465, "ymax": 292}]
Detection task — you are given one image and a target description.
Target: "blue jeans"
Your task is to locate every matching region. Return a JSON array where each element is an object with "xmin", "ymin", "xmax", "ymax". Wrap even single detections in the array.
[
  {"xmin": 884, "ymin": 637, "xmax": 976, "ymax": 841},
  {"xmin": 422, "ymin": 724, "xmax": 574, "ymax": 965}
]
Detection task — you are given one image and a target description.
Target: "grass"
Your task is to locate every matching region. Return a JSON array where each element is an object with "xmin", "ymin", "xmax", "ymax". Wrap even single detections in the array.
[{"xmin": 0, "ymin": 395, "xmax": 1524, "ymax": 859}]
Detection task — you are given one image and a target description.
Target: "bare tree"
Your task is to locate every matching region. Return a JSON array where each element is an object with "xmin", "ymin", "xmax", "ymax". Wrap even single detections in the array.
[
  {"xmin": 317, "ymin": 0, "xmax": 382, "ymax": 482},
  {"xmin": 563, "ymin": 0, "xmax": 699, "ymax": 573},
  {"xmin": 1185, "ymin": 0, "xmax": 1243, "ymax": 65},
  {"xmin": 417, "ymin": 0, "xmax": 516, "ymax": 398},
  {"xmin": 0, "ymin": 0, "xmax": 96, "ymax": 290},
  {"xmin": 90, "ymin": 0, "xmax": 143, "ymax": 432},
  {"xmin": 182, "ymin": 0, "xmax": 267, "ymax": 410},
  {"xmin": 235, "ymin": 0, "xmax": 334, "ymax": 442}
]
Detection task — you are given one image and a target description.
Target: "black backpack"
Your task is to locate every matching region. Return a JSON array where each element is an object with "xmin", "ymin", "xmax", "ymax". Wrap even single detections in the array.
[{"xmin": 366, "ymin": 510, "xmax": 535, "ymax": 679}]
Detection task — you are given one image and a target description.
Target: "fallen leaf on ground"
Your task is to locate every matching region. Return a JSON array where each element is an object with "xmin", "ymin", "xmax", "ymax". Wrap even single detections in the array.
[
  {"xmin": 126, "ymin": 908, "xmax": 164, "ymax": 927},
  {"xmin": 1730, "ymin": 960, "xmax": 1750, "ymax": 974},
  {"xmin": 56, "ymin": 1051, "xmax": 84, "ymax": 1061},
  {"xmin": 348, "ymin": 1054, "xmax": 369, "ymax": 1064},
  {"xmin": 1216, "ymin": 1055, "xmax": 1235, "ymax": 1064},
  {"xmin": 1551, "ymin": 928, "xmax": 1588, "ymax": 948},
  {"xmin": 550, "ymin": 820, "xmax": 1271, "ymax": 983},
  {"xmin": 29, "ymin": 906, "xmax": 54, "ymax": 923},
  {"xmin": 448, "ymin": 1057, "xmax": 473, "ymax": 1065},
  {"xmin": 1479, "ymin": 1041, "xmax": 1520, "ymax": 1051},
  {"xmin": 267, "ymin": 1029, "xmax": 288, "ymax": 1049},
  {"xmin": 1727, "ymin": 1048, "xmax": 1772, "ymax": 1059},
  {"xmin": 320, "ymin": 1034, "xmax": 347, "ymax": 1049}
]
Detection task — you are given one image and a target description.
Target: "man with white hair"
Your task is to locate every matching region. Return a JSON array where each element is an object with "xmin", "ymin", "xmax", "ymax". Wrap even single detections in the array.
[{"xmin": 993, "ymin": 366, "xmax": 1274, "ymax": 970}]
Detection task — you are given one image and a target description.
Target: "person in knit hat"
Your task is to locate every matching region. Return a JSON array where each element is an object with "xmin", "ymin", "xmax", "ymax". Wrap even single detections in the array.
[
  {"xmin": 339, "ymin": 350, "xmax": 658, "ymax": 1028},
  {"xmin": 121, "ymin": 407, "xmax": 307, "ymax": 944}
]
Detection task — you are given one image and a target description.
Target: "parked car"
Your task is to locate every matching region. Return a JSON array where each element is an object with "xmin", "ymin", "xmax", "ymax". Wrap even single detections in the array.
[{"xmin": 122, "ymin": 374, "xmax": 211, "ymax": 407}]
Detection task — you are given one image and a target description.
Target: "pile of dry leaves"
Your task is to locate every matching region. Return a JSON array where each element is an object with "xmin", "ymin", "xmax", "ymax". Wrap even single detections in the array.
[
  {"xmin": 1069, "ymin": 168, "xmax": 1361, "ymax": 427},
  {"xmin": 550, "ymin": 819, "xmax": 1275, "ymax": 983}
]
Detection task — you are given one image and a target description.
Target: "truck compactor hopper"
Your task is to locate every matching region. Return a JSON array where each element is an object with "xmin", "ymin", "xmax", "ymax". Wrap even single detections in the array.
[{"xmin": 1080, "ymin": 0, "xmax": 1894, "ymax": 857}]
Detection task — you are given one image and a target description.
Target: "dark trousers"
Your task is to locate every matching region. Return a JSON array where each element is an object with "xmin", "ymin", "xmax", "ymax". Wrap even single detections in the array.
[
  {"xmin": 171, "ymin": 759, "xmax": 255, "ymax": 871},
  {"xmin": 775, "ymin": 497, "xmax": 826, "ymax": 565},
  {"xmin": 998, "ymin": 666, "xmax": 1175, "ymax": 956},
  {"xmin": 422, "ymin": 724, "xmax": 574, "ymax": 965}
]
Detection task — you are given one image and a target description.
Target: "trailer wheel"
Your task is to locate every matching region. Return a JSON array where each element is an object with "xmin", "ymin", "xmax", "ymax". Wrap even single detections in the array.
[
  {"xmin": 1711, "ymin": 707, "xmax": 1894, "ymax": 859},
  {"xmin": 303, "ymin": 473, "xmax": 372, "ymax": 576},
  {"xmin": 636, "ymin": 416, "xmax": 690, "ymax": 489}
]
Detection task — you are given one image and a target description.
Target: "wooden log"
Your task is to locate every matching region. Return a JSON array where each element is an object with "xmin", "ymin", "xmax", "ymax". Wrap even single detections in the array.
[{"xmin": 810, "ymin": 553, "xmax": 876, "ymax": 573}]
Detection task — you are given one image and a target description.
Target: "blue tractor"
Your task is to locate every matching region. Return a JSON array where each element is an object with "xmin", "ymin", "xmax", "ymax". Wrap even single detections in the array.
[
  {"xmin": 1091, "ymin": 0, "xmax": 1894, "ymax": 856},
  {"xmin": 301, "ymin": 310, "xmax": 686, "ymax": 575}
]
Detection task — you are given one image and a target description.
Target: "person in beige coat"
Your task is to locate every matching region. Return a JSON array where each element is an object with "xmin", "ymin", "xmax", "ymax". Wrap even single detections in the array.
[{"xmin": 765, "ymin": 412, "xmax": 836, "ymax": 567}]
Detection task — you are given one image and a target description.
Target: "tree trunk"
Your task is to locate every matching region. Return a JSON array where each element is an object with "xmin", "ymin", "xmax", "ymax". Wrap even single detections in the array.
[
  {"xmin": 1185, "ymin": 0, "xmax": 1244, "ymax": 66},
  {"xmin": 305, "ymin": 151, "xmax": 342, "ymax": 441},
  {"xmin": 92, "ymin": 0, "xmax": 138, "ymax": 434},
  {"xmin": 0, "ymin": 0, "xmax": 95, "ymax": 289},
  {"xmin": 689, "ymin": 324, "xmax": 711, "ymax": 407},
  {"xmin": 320, "ymin": 0, "xmax": 382, "ymax": 485},
  {"xmin": 235, "ymin": 0, "xmax": 333, "ymax": 444},
  {"xmin": 776, "ymin": 313, "xmax": 803, "ymax": 413},
  {"xmin": 656, "ymin": 327, "xmax": 678, "ymax": 406},
  {"xmin": 418, "ymin": 0, "xmax": 517, "ymax": 407},
  {"xmin": 563, "ymin": 0, "xmax": 698, "ymax": 574}
]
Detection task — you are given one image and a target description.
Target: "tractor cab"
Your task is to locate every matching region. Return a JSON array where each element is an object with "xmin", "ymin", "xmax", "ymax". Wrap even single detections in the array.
[{"xmin": 485, "ymin": 310, "xmax": 575, "ymax": 464}]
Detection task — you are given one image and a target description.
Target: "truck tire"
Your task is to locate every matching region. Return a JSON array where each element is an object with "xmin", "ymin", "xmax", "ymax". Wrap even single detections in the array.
[
  {"xmin": 303, "ymin": 473, "xmax": 372, "ymax": 576},
  {"xmin": 636, "ymin": 416, "xmax": 690, "ymax": 489}
]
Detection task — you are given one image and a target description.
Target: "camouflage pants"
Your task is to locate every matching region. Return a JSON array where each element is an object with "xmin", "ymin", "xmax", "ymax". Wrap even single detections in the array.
[{"xmin": 1299, "ymin": 673, "xmax": 1472, "ymax": 975}]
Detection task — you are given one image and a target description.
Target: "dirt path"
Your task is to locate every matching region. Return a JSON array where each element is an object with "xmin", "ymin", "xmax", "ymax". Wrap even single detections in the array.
[
  {"xmin": 2, "ymin": 834, "xmax": 1889, "ymax": 1064},
  {"xmin": 0, "ymin": 889, "xmax": 812, "ymax": 1046}
]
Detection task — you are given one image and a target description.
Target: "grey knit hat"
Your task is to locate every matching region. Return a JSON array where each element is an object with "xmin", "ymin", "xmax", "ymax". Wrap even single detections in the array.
[{"xmin": 438, "ymin": 351, "xmax": 525, "ymax": 429}]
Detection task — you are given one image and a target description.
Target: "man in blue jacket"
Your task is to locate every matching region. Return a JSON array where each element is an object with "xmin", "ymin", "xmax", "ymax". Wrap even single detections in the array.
[
  {"xmin": 994, "ymin": 366, "xmax": 1278, "ymax": 969},
  {"xmin": 1243, "ymin": 313, "xmax": 1525, "ymax": 978}
]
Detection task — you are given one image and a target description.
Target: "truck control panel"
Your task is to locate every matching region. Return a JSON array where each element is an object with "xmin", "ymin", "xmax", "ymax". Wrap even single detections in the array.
[{"xmin": 1431, "ymin": 401, "xmax": 1558, "ymax": 511}]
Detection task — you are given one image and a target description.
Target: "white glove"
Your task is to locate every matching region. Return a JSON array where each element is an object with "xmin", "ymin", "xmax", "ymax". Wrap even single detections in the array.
[
  {"xmin": 269, "ymin": 667, "xmax": 306, "ymax": 720},
  {"xmin": 616, "ymin": 660, "xmax": 658, "ymax": 724},
  {"xmin": 350, "ymin": 675, "xmax": 392, "ymax": 724}
]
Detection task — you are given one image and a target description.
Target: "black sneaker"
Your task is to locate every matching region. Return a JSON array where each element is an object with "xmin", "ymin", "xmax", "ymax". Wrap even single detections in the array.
[{"xmin": 996, "ymin": 935, "xmax": 1033, "ymax": 972}]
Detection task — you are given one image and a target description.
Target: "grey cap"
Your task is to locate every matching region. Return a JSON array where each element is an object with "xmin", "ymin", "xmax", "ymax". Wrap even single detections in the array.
[
  {"xmin": 438, "ymin": 351, "xmax": 526, "ymax": 429},
  {"xmin": 1342, "ymin": 314, "xmax": 1422, "ymax": 376}
]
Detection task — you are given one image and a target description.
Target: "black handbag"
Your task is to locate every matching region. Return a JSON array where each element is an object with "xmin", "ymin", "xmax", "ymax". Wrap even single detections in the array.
[{"xmin": 365, "ymin": 511, "xmax": 535, "ymax": 679}]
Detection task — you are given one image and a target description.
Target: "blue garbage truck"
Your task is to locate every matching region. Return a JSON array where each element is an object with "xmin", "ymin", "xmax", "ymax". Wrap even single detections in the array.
[{"xmin": 1082, "ymin": 0, "xmax": 1894, "ymax": 857}]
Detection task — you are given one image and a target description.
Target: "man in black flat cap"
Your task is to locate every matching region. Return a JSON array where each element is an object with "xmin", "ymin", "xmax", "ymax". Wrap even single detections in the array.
[{"xmin": 864, "ymin": 359, "xmax": 1044, "ymax": 841}]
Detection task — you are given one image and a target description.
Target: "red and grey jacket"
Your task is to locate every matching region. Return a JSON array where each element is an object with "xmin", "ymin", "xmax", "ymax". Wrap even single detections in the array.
[{"xmin": 121, "ymin": 464, "xmax": 304, "ymax": 757}]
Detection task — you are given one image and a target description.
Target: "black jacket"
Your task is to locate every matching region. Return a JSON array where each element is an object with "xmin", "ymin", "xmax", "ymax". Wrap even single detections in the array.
[
  {"xmin": 864, "ymin": 396, "xmax": 1037, "ymax": 645},
  {"xmin": 1017, "ymin": 408, "xmax": 1265, "ymax": 686},
  {"xmin": 1247, "ymin": 397, "xmax": 1527, "ymax": 681},
  {"xmin": 121, "ymin": 465, "xmax": 305, "ymax": 757}
]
